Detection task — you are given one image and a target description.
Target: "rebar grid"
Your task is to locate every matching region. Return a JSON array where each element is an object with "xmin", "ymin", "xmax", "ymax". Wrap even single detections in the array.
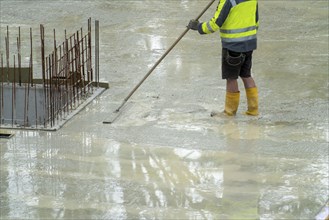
[{"xmin": 0, "ymin": 18, "xmax": 100, "ymax": 130}]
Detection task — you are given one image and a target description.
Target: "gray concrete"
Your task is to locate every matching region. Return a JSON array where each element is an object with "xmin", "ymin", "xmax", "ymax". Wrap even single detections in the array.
[
  {"xmin": 0, "ymin": 84, "xmax": 106, "ymax": 130},
  {"xmin": 0, "ymin": 0, "xmax": 328, "ymax": 219}
]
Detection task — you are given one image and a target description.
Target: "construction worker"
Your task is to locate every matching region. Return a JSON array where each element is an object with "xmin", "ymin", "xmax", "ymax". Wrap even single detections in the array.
[{"xmin": 188, "ymin": 0, "xmax": 259, "ymax": 116}]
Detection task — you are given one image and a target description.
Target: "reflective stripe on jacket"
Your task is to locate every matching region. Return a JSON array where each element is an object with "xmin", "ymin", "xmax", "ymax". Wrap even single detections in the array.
[{"xmin": 198, "ymin": 0, "xmax": 259, "ymax": 52}]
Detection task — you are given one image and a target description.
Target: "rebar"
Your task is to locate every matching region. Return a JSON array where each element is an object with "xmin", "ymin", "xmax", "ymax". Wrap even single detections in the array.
[
  {"xmin": 5, "ymin": 26, "xmax": 10, "ymax": 85},
  {"xmin": 40, "ymin": 24, "xmax": 47, "ymax": 127},
  {"xmin": 17, "ymin": 27, "xmax": 22, "ymax": 86},
  {"xmin": 88, "ymin": 18, "xmax": 93, "ymax": 90},
  {"xmin": 1, "ymin": 18, "xmax": 99, "ymax": 129},
  {"xmin": 1, "ymin": 54, "xmax": 4, "ymax": 125},
  {"xmin": 12, "ymin": 55, "xmax": 15, "ymax": 126},
  {"xmin": 31, "ymin": 27, "xmax": 37, "ymax": 127},
  {"xmin": 95, "ymin": 20, "xmax": 100, "ymax": 88}
]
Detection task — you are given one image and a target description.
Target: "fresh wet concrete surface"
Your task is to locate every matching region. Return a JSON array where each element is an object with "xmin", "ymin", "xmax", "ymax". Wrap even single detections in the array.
[{"xmin": 0, "ymin": 1, "xmax": 328, "ymax": 219}]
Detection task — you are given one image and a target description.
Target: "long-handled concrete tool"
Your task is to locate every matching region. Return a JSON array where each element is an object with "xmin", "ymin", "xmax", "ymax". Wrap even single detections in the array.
[{"xmin": 103, "ymin": 0, "xmax": 216, "ymax": 124}]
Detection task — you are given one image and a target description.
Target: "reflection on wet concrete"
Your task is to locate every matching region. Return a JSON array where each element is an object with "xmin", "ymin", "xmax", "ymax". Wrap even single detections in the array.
[
  {"xmin": 1, "ymin": 0, "xmax": 328, "ymax": 219},
  {"xmin": 1, "ymin": 118, "xmax": 328, "ymax": 219}
]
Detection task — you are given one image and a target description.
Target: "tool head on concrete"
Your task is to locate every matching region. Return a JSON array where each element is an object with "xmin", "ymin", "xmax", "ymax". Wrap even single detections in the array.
[
  {"xmin": 102, "ymin": 102, "xmax": 132, "ymax": 124},
  {"xmin": 102, "ymin": 111, "xmax": 121, "ymax": 124}
]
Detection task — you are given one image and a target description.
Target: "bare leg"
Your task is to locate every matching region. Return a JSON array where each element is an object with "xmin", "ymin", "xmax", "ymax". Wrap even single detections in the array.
[
  {"xmin": 226, "ymin": 79, "xmax": 239, "ymax": 92},
  {"xmin": 241, "ymin": 76, "xmax": 256, "ymax": 89}
]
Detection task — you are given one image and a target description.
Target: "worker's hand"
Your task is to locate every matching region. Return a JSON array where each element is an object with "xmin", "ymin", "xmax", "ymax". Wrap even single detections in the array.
[{"xmin": 187, "ymin": 19, "xmax": 199, "ymax": 30}]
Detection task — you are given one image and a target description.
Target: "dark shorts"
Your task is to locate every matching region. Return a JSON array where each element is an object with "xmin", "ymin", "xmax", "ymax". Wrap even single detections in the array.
[{"xmin": 221, "ymin": 48, "xmax": 253, "ymax": 79}]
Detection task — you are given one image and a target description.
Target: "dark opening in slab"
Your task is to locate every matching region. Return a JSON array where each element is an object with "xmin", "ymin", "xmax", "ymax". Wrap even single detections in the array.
[{"xmin": 0, "ymin": 133, "xmax": 14, "ymax": 139}]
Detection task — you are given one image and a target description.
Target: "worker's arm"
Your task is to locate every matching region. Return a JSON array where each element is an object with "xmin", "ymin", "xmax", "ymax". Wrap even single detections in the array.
[
  {"xmin": 187, "ymin": 0, "xmax": 233, "ymax": 34},
  {"xmin": 256, "ymin": 2, "xmax": 259, "ymax": 28},
  {"xmin": 198, "ymin": 0, "xmax": 232, "ymax": 34}
]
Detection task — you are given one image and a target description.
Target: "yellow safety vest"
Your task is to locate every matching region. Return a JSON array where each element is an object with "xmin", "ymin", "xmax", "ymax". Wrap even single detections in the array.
[{"xmin": 201, "ymin": 0, "xmax": 258, "ymax": 44}]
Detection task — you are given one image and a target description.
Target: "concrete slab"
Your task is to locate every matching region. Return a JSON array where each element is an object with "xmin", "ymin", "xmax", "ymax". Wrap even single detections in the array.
[{"xmin": 0, "ymin": 1, "xmax": 328, "ymax": 219}]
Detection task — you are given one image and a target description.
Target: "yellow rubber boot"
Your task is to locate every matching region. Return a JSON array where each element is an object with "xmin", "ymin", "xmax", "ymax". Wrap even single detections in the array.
[
  {"xmin": 224, "ymin": 91, "xmax": 240, "ymax": 116},
  {"xmin": 245, "ymin": 87, "xmax": 259, "ymax": 116}
]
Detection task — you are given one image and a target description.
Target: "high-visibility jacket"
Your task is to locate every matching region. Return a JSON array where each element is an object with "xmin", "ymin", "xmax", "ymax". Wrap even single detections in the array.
[{"xmin": 198, "ymin": 0, "xmax": 259, "ymax": 52}]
